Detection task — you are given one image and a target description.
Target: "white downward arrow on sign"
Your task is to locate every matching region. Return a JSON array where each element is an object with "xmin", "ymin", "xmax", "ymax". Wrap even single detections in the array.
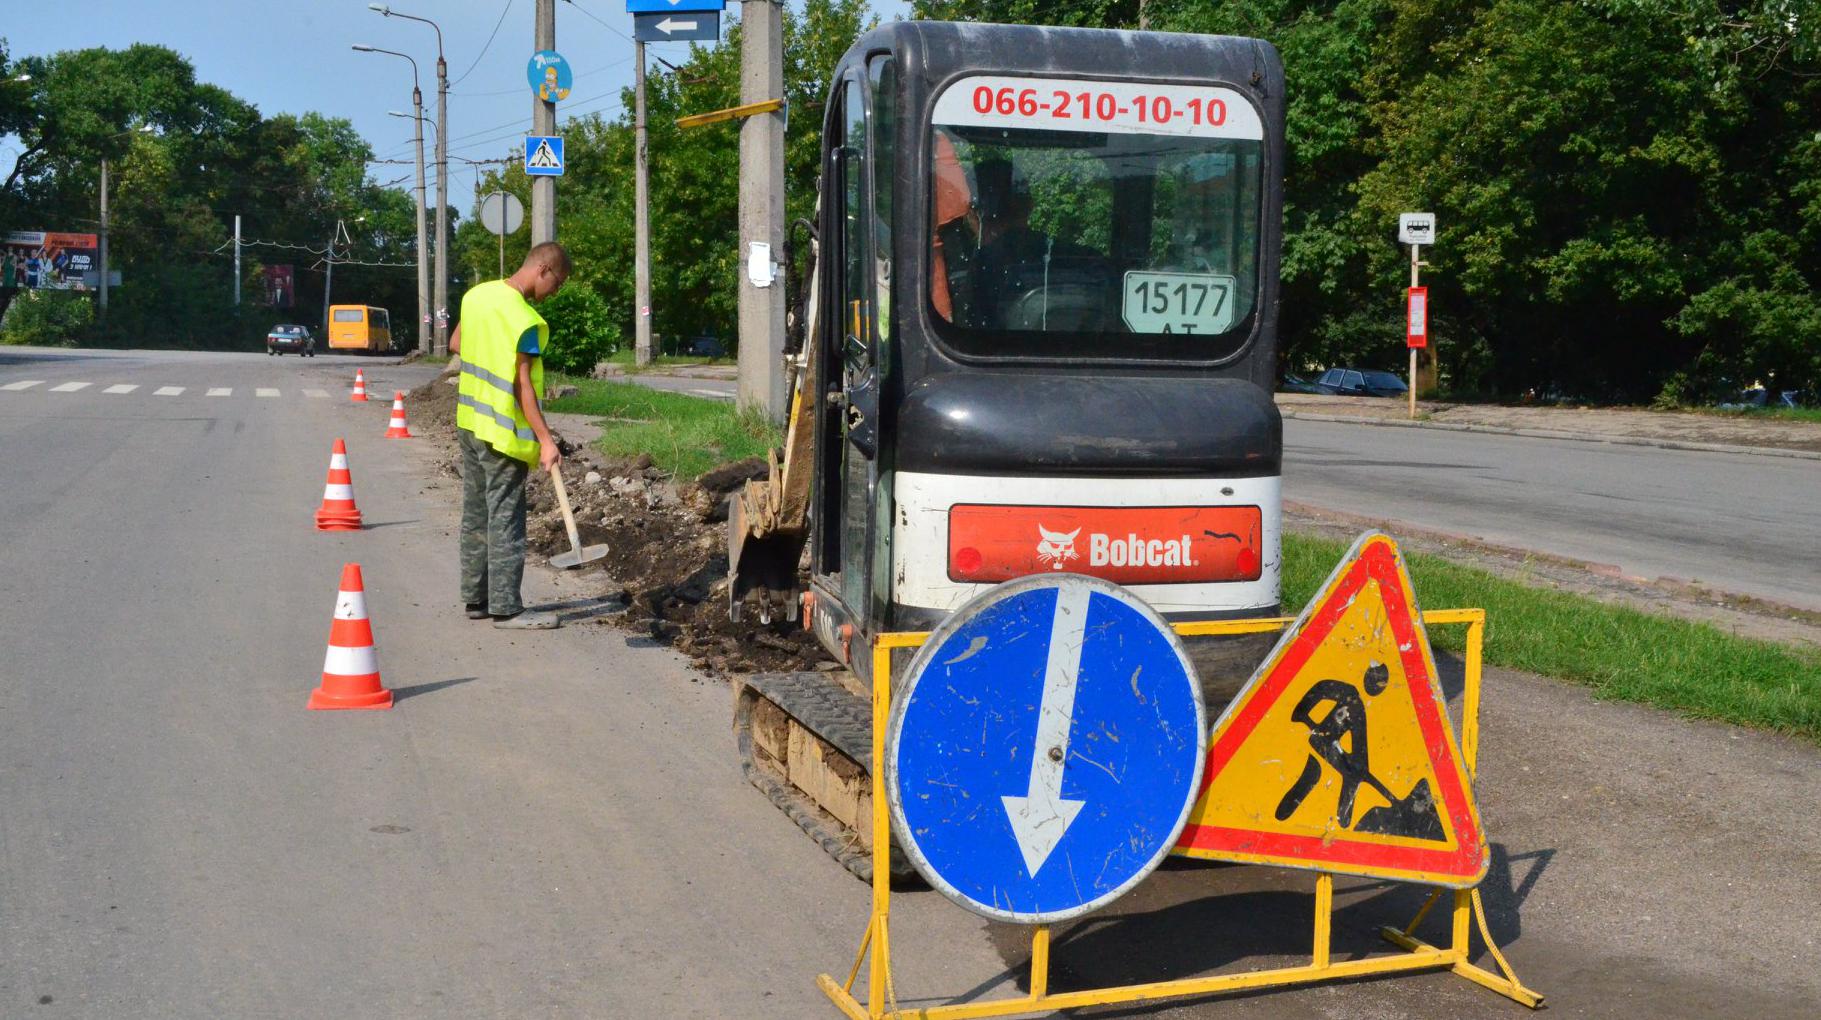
[
  {"xmin": 657, "ymin": 17, "xmax": 697, "ymax": 33},
  {"xmin": 1001, "ymin": 583, "xmax": 1092, "ymax": 877}
]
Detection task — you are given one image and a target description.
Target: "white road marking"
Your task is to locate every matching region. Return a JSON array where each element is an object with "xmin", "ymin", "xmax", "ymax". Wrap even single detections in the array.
[
  {"xmin": 49, "ymin": 382, "xmax": 91, "ymax": 393},
  {"xmin": 256, "ymin": 388, "xmax": 280, "ymax": 398},
  {"xmin": 303, "ymin": 388, "xmax": 330, "ymax": 399},
  {"xmin": 154, "ymin": 386, "xmax": 185, "ymax": 396},
  {"xmin": 1, "ymin": 380, "xmax": 45, "ymax": 391},
  {"xmin": 207, "ymin": 387, "xmax": 232, "ymax": 397},
  {"xmin": 103, "ymin": 384, "xmax": 139, "ymax": 394}
]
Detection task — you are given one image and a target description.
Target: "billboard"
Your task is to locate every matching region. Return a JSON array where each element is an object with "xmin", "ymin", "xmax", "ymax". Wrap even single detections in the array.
[
  {"xmin": 264, "ymin": 264, "xmax": 295, "ymax": 308},
  {"xmin": 2, "ymin": 231, "xmax": 101, "ymax": 291}
]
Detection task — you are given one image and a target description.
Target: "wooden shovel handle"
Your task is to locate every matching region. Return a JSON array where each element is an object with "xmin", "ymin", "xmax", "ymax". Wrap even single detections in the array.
[{"xmin": 549, "ymin": 466, "xmax": 583, "ymax": 553}]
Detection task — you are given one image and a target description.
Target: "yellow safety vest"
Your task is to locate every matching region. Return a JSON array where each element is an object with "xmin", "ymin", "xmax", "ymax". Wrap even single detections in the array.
[{"xmin": 456, "ymin": 279, "xmax": 547, "ymax": 464}]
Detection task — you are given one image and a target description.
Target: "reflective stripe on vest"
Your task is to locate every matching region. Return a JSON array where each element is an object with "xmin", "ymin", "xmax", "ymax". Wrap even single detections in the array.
[{"xmin": 454, "ymin": 279, "xmax": 546, "ymax": 463}]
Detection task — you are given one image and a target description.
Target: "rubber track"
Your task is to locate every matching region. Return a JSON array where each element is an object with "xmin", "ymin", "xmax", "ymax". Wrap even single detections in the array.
[{"xmin": 735, "ymin": 671, "xmax": 915, "ymax": 883}]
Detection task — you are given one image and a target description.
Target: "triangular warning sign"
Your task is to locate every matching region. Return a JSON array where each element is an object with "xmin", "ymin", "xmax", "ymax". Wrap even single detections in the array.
[
  {"xmin": 1174, "ymin": 532, "xmax": 1488, "ymax": 887},
  {"xmin": 528, "ymin": 140, "xmax": 560, "ymax": 168}
]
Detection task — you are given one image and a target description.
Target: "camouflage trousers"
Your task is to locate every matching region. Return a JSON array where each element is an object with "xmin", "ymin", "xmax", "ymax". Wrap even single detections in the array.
[{"xmin": 458, "ymin": 428, "xmax": 530, "ymax": 617}]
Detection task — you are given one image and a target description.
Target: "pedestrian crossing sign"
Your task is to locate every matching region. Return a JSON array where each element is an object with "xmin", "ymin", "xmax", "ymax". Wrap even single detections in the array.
[
  {"xmin": 524, "ymin": 135, "xmax": 564, "ymax": 177},
  {"xmin": 1173, "ymin": 532, "xmax": 1489, "ymax": 887}
]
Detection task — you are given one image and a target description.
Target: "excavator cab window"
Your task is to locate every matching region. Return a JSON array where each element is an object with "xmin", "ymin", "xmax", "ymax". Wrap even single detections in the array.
[{"xmin": 928, "ymin": 77, "xmax": 1265, "ymax": 363}]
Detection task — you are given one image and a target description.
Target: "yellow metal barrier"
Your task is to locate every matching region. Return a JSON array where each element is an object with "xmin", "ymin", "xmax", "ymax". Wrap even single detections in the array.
[{"xmin": 817, "ymin": 610, "xmax": 1543, "ymax": 1019}]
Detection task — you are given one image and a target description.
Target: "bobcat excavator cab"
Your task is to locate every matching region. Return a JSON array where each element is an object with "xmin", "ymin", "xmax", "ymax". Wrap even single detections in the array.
[{"xmin": 729, "ymin": 21, "xmax": 1285, "ymax": 878}]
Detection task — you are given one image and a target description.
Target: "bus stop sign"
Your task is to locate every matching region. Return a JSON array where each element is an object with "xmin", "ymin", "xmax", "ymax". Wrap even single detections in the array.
[{"xmin": 886, "ymin": 575, "xmax": 1206, "ymax": 924}]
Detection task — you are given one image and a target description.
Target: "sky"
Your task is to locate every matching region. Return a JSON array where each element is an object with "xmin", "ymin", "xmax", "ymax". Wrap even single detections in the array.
[{"xmin": 3, "ymin": 0, "xmax": 914, "ymax": 224}]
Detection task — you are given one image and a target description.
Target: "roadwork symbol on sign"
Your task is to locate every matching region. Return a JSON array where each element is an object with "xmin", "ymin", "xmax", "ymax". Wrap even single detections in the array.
[
  {"xmin": 524, "ymin": 136, "xmax": 564, "ymax": 176},
  {"xmin": 887, "ymin": 574, "xmax": 1206, "ymax": 924},
  {"xmin": 1174, "ymin": 532, "xmax": 1489, "ymax": 887}
]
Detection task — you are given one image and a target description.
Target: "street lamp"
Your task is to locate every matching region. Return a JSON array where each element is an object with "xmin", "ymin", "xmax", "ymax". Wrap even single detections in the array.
[
  {"xmin": 355, "ymin": 42, "xmax": 432, "ymax": 356},
  {"xmin": 368, "ymin": 3, "xmax": 448, "ymax": 355}
]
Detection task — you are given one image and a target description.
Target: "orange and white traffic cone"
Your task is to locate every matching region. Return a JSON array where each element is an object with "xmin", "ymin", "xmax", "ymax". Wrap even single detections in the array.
[
  {"xmin": 308, "ymin": 563, "xmax": 393, "ymax": 711},
  {"xmin": 350, "ymin": 369, "xmax": 369, "ymax": 402},
  {"xmin": 313, "ymin": 438, "xmax": 363, "ymax": 531},
  {"xmin": 384, "ymin": 391, "xmax": 414, "ymax": 439}
]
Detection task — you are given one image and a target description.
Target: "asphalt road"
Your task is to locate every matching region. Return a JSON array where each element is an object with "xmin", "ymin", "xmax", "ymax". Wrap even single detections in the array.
[
  {"xmin": 1283, "ymin": 417, "xmax": 1821, "ymax": 610},
  {"xmin": 5, "ymin": 347, "xmax": 1816, "ymax": 1018}
]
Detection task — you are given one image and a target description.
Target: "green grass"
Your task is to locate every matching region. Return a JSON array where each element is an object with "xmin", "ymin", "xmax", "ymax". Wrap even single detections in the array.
[
  {"xmin": 1693, "ymin": 405, "xmax": 1821, "ymax": 424},
  {"xmin": 1281, "ymin": 533, "xmax": 1821, "ymax": 743},
  {"xmin": 543, "ymin": 376, "xmax": 779, "ymax": 481},
  {"xmin": 600, "ymin": 350, "xmax": 731, "ymax": 373}
]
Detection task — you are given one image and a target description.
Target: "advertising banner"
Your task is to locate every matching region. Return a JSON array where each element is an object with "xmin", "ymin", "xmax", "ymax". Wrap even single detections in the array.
[
  {"xmin": 264, "ymin": 264, "xmax": 295, "ymax": 308},
  {"xmin": 2, "ymin": 231, "xmax": 101, "ymax": 290}
]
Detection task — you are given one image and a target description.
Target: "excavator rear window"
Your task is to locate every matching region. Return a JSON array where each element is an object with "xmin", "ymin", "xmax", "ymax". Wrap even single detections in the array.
[{"xmin": 928, "ymin": 76, "xmax": 1264, "ymax": 363}]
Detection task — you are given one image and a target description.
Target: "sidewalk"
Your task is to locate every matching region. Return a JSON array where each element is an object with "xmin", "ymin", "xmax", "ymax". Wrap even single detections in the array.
[{"xmin": 1277, "ymin": 393, "xmax": 1821, "ymax": 458}]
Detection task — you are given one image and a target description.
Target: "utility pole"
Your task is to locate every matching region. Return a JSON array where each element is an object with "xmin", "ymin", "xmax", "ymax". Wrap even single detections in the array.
[
  {"xmin": 233, "ymin": 215, "xmax": 241, "ymax": 306},
  {"xmin": 433, "ymin": 43, "xmax": 449, "ymax": 353},
  {"xmin": 737, "ymin": 0, "xmax": 787, "ymax": 420},
  {"xmin": 408, "ymin": 97, "xmax": 430, "ymax": 353},
  {"xmin": 98, "ymin": 158, "xmax": 109, "ymax": 324},
  {"xmin": 531, "ymin": 0, "xmax": 556, "ymax": 246},
  {"xmin": 323, "ymin": 220, "xmax": 337, "ymax": 333},
  {"xmin": 634, "ymin": 41, "xmax": 652, "ymax": 366}
]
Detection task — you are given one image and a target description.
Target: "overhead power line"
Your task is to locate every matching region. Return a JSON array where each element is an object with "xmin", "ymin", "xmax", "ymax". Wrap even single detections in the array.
[{"xmin": 452, "ymin": 0, "xmax": 518, "ymax": 86}]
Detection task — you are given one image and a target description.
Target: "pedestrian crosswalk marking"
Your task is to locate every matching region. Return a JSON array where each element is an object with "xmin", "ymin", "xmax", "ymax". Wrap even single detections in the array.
[
  {"xmin": 49, "ymin": 382, "xmax": 91, "ymax": 393},
  {"xmin": 207, "ymin": 387, "xmax": 232, "ymax": 397},
  {"xmin": 304, "ymin": 388, "xmax": 330, "ymax": 399},
  {"xmin": 154, "ymin": 386, "xmax": 184, "ymax": 396},
  {"xmin": 256, "ymin": 387, "xmax": 280, "ymax": 398},
  {"xmin": 104, "ymin": 384, "xmax": 140, "ymax": 394},
  {"xmin": 1, "ymin": 380, "xmax": 44, "ymax": 391}
]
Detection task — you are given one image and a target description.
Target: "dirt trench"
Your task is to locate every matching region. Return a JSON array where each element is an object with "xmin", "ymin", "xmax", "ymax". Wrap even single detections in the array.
[{"xmin": 411, "ymin": 373, "xmax": 835, "ymax": 676}]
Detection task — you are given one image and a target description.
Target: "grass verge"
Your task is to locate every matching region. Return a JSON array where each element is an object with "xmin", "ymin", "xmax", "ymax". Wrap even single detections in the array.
[
  {"xmin": 1282, "ymin": 533, "xmax": 1821, "ymax": 743},
  {"xmin": 601, "ymin": 350, "xmax": 731, "ymax": 373},
  {"xmin": 547, "ymin": 381, "xmax": 1821, "ymax": 742},
  {"xmin": 544, "ymin": 376, "xmax": 779, "ymax": 481}
]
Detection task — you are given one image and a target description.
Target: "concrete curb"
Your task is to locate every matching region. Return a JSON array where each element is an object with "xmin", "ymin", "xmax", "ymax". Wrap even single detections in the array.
[{"xmin": 1280, "ymin": 410, "xmax": 1821, "ymax": 462}]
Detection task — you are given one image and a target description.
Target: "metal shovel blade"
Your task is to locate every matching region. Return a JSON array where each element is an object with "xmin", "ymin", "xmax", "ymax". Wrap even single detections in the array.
[{"xmin": 550, "ymin": 544, "xmax": 610, "ymax": 570}]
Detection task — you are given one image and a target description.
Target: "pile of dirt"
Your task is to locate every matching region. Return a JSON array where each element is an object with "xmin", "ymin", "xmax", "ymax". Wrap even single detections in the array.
[{"xmin": 408, "ymin": 373, "xmax": 835, "ymax": 676}]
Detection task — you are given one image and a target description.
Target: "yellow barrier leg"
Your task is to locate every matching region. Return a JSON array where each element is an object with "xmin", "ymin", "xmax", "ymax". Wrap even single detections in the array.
[
  {"xmin": 1313, "ymin": 873, "xmax": 1333, "ymax": 969},
  {"xmin": 1030, "ymin": 926, "xmax": 1050, "ymax": 1000}
]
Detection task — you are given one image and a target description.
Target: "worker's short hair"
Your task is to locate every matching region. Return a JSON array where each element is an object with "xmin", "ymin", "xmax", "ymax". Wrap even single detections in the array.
[{"xmin": 524, "ymin": 241, "xmax": 572, "ymax": 277}]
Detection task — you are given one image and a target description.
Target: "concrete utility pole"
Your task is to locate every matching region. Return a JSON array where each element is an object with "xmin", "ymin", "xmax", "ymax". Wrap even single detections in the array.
[
  {"xmin": 98, "ymin": 159, "xmax": 109, "ymax": 324},
  {"xmin": 433, "ymin": 45, "xmax": 449, "ymax": 353},
  {"xmin": 233, "ymin": 215, "xmax": 241, "ymax": 306},
  {"xmin": 409, "ymin": 104, "xmax": 431, "ymax": 352},
  {"xmin": 634, "ymin": 41, "xmax": 652, "ymax": 366},
  {"xmin": 323, "ymin": 220, "xmax": 337, "ymax": 333},
  {"xmin": 737, "ymin": 0, "xmax": 787, "ymax": 420},
  {"xmin": 531, "ymin": 0, "xmax": 557, "ymax": 246}
]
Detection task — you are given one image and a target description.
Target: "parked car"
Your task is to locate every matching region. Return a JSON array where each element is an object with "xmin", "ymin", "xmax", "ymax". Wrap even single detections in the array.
[
  {"xmin": 684, "ymin": 335, "xmax": 726, "ymax": 358},
  {"xmin": 1279, "ymin": 372, "xmax": 1327, "ymax": 394},
  {"xmin": 266, "ymin": 324, "xmax": 316, "ymax": 357},
  {"xmin": 1311, "ymin": 366, "xmax": 1408, "ymax": 397}
]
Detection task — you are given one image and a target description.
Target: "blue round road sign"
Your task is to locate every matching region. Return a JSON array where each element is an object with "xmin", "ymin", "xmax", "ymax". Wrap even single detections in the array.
[
  {"xmin": 527, "ymin": 50, "xmax": 572, "ymax": 102},
  {"xmin": 886, "ymin": 574, "xmax": 1206, "ymax": 923}
]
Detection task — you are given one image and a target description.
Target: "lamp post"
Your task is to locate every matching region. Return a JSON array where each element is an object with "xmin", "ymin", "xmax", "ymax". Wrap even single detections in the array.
[
  {"xmin": 97, "ymin": 123, "xmax": 154, "ymax": 326},
  {"xmin": 354, "ymin": 44, "xmax": 430, "ymax": 356},
  {"xmin": 368, "ymin": 4, "xmax": 448, "ymax": 355}
]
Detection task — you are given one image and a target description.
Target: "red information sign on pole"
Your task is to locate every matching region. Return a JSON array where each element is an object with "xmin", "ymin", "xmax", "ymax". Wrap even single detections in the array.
[{"xmin": 1406, "ymin": 287, "xmax": 1428, "ymax": 349}]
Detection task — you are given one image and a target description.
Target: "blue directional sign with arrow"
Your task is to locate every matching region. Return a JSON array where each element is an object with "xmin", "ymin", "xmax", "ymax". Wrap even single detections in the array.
[
  {"xmin": 632, "ymin": 11, "xmax": 720, "ymax": 43},
  {"xmin": 886, "ymin": 574, "xmax": 1207, "ymax": 924},
  {"xmin": 626, "ymin": 0, "xmax": 725, "ymax": 13}
]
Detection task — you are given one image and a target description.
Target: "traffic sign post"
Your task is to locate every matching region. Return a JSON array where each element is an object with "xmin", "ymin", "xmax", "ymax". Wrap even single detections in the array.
[
  {"xmin": 886, "ymin": 574, "xmax": 1206, "ymax": 924},
  {"xmin": 633, "ymin": 11, "xmax": 720, "ymax": 42},
  {"xmin": 1399, "ymin": 212, "xmax": 1434, "ymax": 418},
  {"xmin": 524, "ymin": 135, "xmax": 564, "ymax": 176},
  {"xmin": 478, "ymin": 191, "xmax": 526, "ymax": 276},
  {"xmin": 625, "ymin": 0, "xmax": 724, "ymax": 10}
]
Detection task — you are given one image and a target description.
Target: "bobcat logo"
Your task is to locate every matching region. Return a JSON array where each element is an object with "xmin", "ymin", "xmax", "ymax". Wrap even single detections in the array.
[{"xmin": 1035, "ymin": 524, "xmax": 1080, "ymax": 569}]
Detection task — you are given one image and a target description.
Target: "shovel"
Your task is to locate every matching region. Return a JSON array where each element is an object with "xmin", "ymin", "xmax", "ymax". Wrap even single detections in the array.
[{"xmin": 548, "ymin": 465, "xmax": 609, "ymax": 569}]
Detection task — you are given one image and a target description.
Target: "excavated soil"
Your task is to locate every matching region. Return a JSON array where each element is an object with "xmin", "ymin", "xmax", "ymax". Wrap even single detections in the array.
[{"xmin": 410, "ymin": 371, "xmax": 834, "ymax": 676}]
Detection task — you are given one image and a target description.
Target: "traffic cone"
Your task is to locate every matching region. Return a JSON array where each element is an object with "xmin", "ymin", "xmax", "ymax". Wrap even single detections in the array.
[
  {"xmin": 308, "ymin": 563, "xmax": 393, "ymax": 711},
  {"xmin": 384, "ymin": 391, "xmax": 414, "ymax": 439},
  {"xmin": 313, "ymin": 438, "xmax": 363, "ymax": 531},
  {"xmin": 350, "ymin": 369, "xmax": 369, "ymax": 402}
]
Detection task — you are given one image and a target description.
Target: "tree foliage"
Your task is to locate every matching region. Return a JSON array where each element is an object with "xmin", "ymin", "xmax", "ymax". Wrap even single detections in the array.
[{"xmin": 0, "ymin": 42, "xmax": 437, "ymax": 348}]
